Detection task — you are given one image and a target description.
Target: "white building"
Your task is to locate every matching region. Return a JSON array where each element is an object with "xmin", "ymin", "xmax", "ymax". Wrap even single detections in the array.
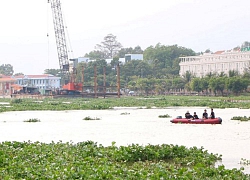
[
  {"xmin": 125, "ymin": 54, "xmax": 143, "ymax": 63},
  {"xmin": 78, "ymin": 57, "xmax": 90, "ymax": 63},
  {"xmin": 14, "ymin": 74, "xmax": 61, "ymax": 90},
  {"xmin": 179, "ymin": 50, "xmax": 250, "ymax": 77}
]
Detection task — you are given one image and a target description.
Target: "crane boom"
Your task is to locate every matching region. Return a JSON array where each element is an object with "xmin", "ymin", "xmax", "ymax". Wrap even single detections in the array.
[
  {"xmin": 48, "ymin": 0, "xmax": 69, "ymax": 75},
  {"xmin": 48, "ymin": 0, "xmax": 83, "ymax": 94}
]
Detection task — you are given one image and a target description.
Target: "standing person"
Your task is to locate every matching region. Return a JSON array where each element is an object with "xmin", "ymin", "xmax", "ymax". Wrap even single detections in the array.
[
  {"xmin": 193, "ymin": 112, "xmax": 199, "ymax": 119},
  {"xmin": 210, "ymin": 108, "xmax": 215, "ymax": 119},
  {"xmin": 202, "ymin": 109, "xmax": 208, "ymax": 119}
]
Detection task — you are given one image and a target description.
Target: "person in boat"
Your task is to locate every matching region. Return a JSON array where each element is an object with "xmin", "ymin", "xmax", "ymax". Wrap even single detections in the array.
[
  {"xmin": 202, "ymin": 109, "xmax": 208, "ymax": 119},
  {"xmin": 210, "ymin": 108, "xmax": 215, "ymax": 119},
  {"xmin": 185, "ymin": 111, "xmax": 193, "ymax": 119},
  {"xmin": 193, "ymin": 112, "xmax": 199, "ymax": 119}
]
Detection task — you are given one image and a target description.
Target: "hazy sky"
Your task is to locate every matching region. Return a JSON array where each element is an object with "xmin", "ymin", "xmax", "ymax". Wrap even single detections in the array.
[{"xmin": 1, "ymin": 0, "xmax": 250, "ymax": 75}]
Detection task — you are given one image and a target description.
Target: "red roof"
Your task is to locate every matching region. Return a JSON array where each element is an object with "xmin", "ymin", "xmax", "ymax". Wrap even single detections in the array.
[
  {"xmin": 214, "ymin": 50, "xmax": 225, "ymax": 54},
  {"xmin": 14, "ymin": 74, "xmax": 55, "ymax": 78},
  {"xmin": 0, "ymin": 78, "xmax": 16, "ymax": 82}
]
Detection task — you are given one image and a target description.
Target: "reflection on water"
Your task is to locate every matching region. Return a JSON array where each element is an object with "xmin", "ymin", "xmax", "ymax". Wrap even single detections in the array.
[{"xmin": 0, "ymin": 107, "xmax": 249, "ymax": 174}]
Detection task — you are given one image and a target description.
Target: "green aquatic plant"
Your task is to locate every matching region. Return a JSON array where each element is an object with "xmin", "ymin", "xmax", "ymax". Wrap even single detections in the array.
[
  {"xmin": 83, "ymin": 116, "xmax": 101, "ymax": 120},
  {"xmin": 240, "ymin": 158, "xmax": 250, "ymax": 165},
  {"xmin": 231, "ymin": 116, "xmax": 250, "ymax": 121},
  {"xmin": 120, "ymin": 112, "xmax": 130, "ymax": 115},
  {"xmin": 10, "ymin": 98, "xmax": 22, "ymax": 104},
  {"xmin": 0, "ymin": 141, "xmax": 248, "ymax": 179},
  {"xmin": 1, "ymin": 95, "xmax": 250, "ymax": 113},
  {"xmin": 158, "ymin": 114, "xmax": 171, "ymax": 118},
  {"xmin": 23, "ymin": 118, "xmax": 41, "ymax": 122}
]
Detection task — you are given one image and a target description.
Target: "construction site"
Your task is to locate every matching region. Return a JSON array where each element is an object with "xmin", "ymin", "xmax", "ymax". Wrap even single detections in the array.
[{"xmin": 7, "ymin": 0, "xmax": 122, "ymax": 99}]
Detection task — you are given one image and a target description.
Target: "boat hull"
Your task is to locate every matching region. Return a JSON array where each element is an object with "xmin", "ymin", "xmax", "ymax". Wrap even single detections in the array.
[{"xmin": 170, "ymin": 117, "xmax": 222, "ymax": 124}]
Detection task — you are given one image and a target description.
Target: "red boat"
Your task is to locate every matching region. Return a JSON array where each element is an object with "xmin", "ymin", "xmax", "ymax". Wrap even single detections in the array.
[{"xmin": 170, "ymin": 116, "xmax": 222, "ymax": 124}]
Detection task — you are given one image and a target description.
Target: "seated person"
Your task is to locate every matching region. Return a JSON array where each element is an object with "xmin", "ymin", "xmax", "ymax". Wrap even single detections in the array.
[
  {"xmin": 185, "ymin": 111, "xmax": 193, "ymax": 119},
  {"xmin": 210, "ymin": 108, "xmax": 215, "ymax": 119},
  {"xmin": 202, "ymin": 109, "xmax": 208, "ymax": 119},
  {"xmin": 193, "ymin": 112, "xmax": 199, "ymax": 119}
]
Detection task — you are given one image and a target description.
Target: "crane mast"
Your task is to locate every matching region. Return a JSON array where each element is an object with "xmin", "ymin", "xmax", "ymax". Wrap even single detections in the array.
[
  {"xmin": 48, "ymin": 0, "xmax": 83, "ymax": 94},
  {"xmin": 48, "ymin": 0, "xmax": 69, "ymax": 76}
]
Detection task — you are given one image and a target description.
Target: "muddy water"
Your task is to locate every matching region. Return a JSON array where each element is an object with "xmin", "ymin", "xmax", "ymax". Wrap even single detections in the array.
[{"xmin": 0, "ymin": 107, "xmax": 249, "ymax": 174}]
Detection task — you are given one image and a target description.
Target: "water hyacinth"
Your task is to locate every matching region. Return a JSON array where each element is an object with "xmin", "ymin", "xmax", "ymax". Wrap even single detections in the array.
[
  {"xmin": 0, "ymin": 141, "xmax": 249, "ymax": 179},
  {"xmin": 1, "ymin": 95, "xmax": 250, "ymax": 113}
]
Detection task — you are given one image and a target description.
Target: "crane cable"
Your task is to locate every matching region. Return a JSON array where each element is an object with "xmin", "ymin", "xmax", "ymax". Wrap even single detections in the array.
[
  {"xmin": 61, "ymin": 4, "xmax": 75, "ymax": 59},
  {"xmin": 47, "ymin": 1, "xmax": 50, "ymax": 71}
]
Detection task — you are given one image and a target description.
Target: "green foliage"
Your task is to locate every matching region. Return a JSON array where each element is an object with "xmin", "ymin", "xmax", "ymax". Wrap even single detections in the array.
[
  {"xmin": 231, "ymin": 116, "xmax": 250, "ymax": 121},
  {"xmin": 117, "ymin": 46, "xmax": 143, "ymax": 58},
  {"xmin": 0, "ymin": 64, "xmax": 14, "ymax": 75},
  {"xmin": 10, "ymin": 98, "xmax": 22, "ymax": 104},
  {"xmin": 120, "ymin": 112, "xmax": 130, "ymax": 115},
  {"xmin": 83, "ymin": 116, "xmax": 101, "ymax": 120},
  {"xmin": 2, "ymin": 96, "xmax": 250, "ymax": 113},
  {"xmin": 158, "ymin": 114, "xmax": 171, "ymax": 118},
  {"xmin": 240, "ymin": 158, "xmax": 250, "ymax": 165},
  {"xmin": 43, "ymin": 69, "xmax": 61, "ymax": 76},
  {"xmin": 23, "ymin": 118, "xmax": 41, "ymax": 122},
  {"xmin": 95, "ymin": 33, "xmax": 122, "ymax": 58},
  {"xmin": 0, "ymin": 141, "xmax": 248, "ymax": 179}
]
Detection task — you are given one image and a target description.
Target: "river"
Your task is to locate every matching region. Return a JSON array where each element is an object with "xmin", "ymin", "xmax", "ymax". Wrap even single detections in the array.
[{"xmin": 0, "ymin": 107, "xmax": 249, "ymax": 174}]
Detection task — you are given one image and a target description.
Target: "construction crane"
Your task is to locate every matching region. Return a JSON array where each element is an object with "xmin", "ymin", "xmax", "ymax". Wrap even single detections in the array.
[{"xmin": 48, "ymin": 0, "xmax": 82, "ymax": 95}]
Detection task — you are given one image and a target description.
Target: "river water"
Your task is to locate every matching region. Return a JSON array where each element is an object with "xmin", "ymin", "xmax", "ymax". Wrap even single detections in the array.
[{"xmin": 0, "ymin": 107, "xmax": 249, "ymax": 174}]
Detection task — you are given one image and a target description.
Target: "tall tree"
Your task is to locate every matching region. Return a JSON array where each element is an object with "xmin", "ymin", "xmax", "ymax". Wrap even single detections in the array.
[
  {"xmin": 14, "ymin": 72, "xmax": 24, "ymax": 76},
  {"xmin": 84, "ymin": 50, "xmax": 106, "ymax": 60},
  {"xmin": 117, "ymin": 46, "xmax": 143, "ymax": 58},
  {"xmin": 241, "ymin": 41, "xmax": 250, "ymax": 48},
  {"xmin": 44, "ymin": 69, "xmax": 61, "ymax": 76},
  {"xmin": 95, "ymin": 34, "xmax": 122, "ymax": 58},
  {"xmin": 0, "ymin": 64, "xmax": 14, "ymax": 76}
]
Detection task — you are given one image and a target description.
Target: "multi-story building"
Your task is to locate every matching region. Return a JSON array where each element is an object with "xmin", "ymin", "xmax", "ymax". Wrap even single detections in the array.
[
  {"xmin": 0, "ymin": 75, "xmax": 16, "ymax": 96},
  {"xmin": 14, "ymin": 74, "xmax": 61, "ymax": 91},
  {"xmin": 179, "ymin": 49, "xmax": 250, "ymax": 77},
  {"xmin": 125, "ymin": 54, "xmax": 143, "ymax": 63}
]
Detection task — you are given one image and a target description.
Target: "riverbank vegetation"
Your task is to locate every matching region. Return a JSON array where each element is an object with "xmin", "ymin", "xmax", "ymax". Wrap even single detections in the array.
[
  {"xmin": 75, "ymin": 43, "xmax": 250, "ymax": 97},
  {"xmin": 0, "ymin": 141, "xmax": 249, "ymax": 179},
  {"xmin": 1, "ymin": 95, "xmax": 250, "ymax": 113}
]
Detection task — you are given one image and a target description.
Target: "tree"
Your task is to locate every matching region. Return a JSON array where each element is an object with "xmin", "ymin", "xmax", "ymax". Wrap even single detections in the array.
[
  {"xmin": 84, "ymin": 50, "xmax": 106, "ymax": 60},
  {"xmin": 117, "ymin": 46, "xmax": 143, "ymax": 58},
  {"xmin": 0, "ymin": 64, "xmax": 14, "ymax": 76},
  {"xmin": 183, "ymin": 71, "xmax": 193, "ymax": 83},
  {"xmin": 95, "ymin": 34, "xmax": 122, "ymax": 58},
  {"xmin": 228, "ymin": 70, "xmax": 239, "ymax": 77},
  {"xmin": 143, "ymin": 43, "xmax": 195, "ymax": 76},
  {"xmin": 14, "ymin": 72, "xmax": 24, "ymax": 76},
  {"xmin": 204, "ymin": 49, "xmax": 211, "ymax": 53},
  {"xmin": 209, "ymin": 77, "xmax": 226, "ymax": 96},
  {"xmin": 227, "ymin": 77, "xmax": 248, "ymax": 95},
  {"xmin": 44, "ymin": 69, "xmax": 61, "ymax": 76},
  {"xmin": 241, "ymin": 41, "xmax": 250, "ymax": 48},
  {"xmin": 190, "ymin": 78, "xmax": 202, "ymax": 93}
]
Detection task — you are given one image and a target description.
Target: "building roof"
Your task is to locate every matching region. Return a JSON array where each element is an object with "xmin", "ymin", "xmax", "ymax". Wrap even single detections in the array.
[
  {"xmin": 214, "ymin": 50, "xmax": 225, "ymax": 54},
  {"xmin": 0, "ymin": 77, "xmax": 16, "ymax": 82},
  {"xmin": 14, "ymin": 74, "xmax": 56, "ymax": 78}
]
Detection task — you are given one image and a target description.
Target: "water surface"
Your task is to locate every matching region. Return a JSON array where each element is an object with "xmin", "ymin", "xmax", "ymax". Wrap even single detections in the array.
[{"xmin": 0, "ymin": 107, "xmax": 249, "ymax": 173}]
